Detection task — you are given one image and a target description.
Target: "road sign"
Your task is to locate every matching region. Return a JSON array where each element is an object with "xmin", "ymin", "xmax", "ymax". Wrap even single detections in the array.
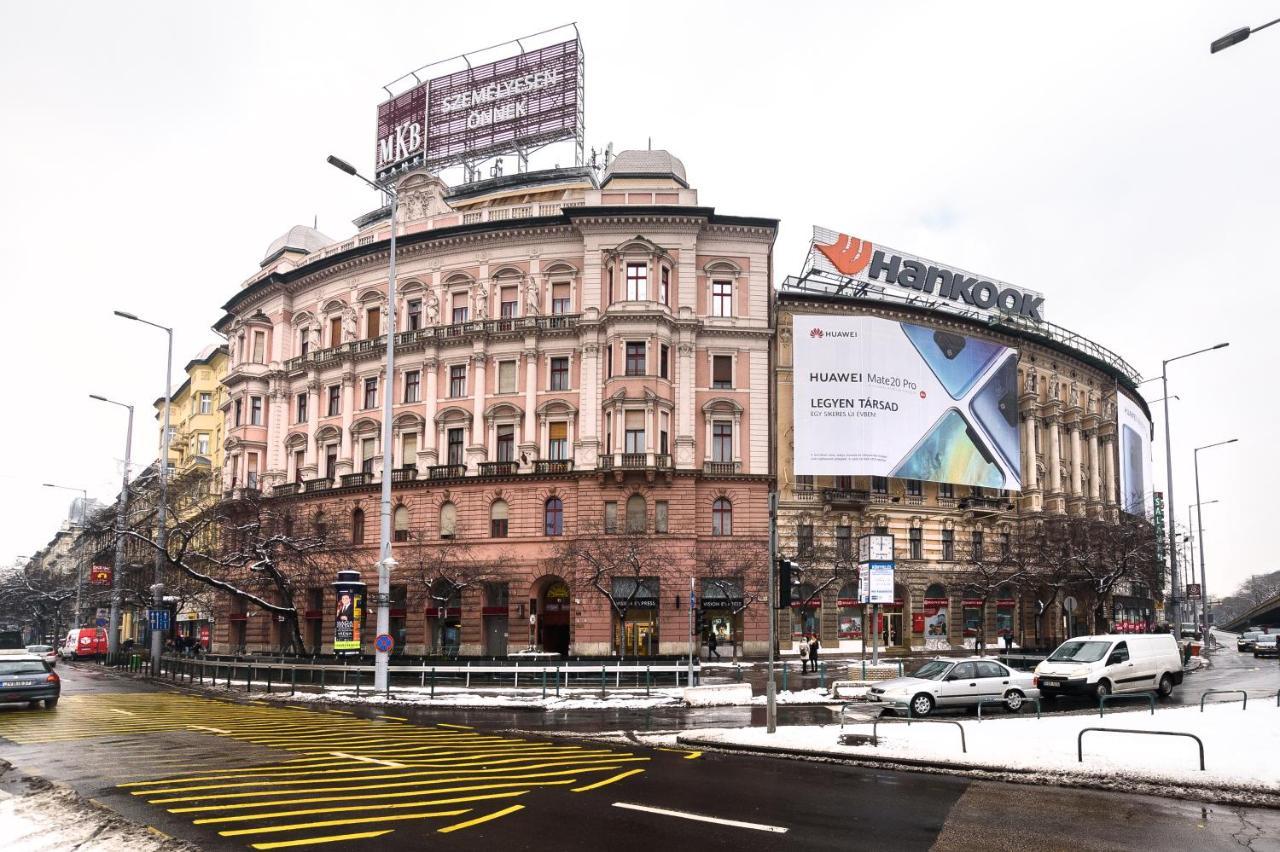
[
  {"xmin": 1062, "ymin": 596, "xmax": 1078, "ymax": 613},
  {"xmin": 95, "ymin": 618, "xmax": 107, "ymax": 627},
  {"xmin": 1186, "ymin": 583, "xmax": 1202, "ymax": 600},
  {"xmin": 374, "ymin": 633, "xmax": 394, "ymax": 654},
  {"xmin": 148, "ymin": 609, "xmax": 170, "ymax": 631}
]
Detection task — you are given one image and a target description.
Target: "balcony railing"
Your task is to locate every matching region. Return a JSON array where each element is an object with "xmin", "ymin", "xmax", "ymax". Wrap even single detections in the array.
[
  {"xmin": 793, "ymin": 487, "xmax": 819, "ymax": 502},
  {"xmin": 534, "ymin": 459, "xmax": 574, "ymax": 474},
  {"xmin": 962, "ymin": 496, "xmax": 1012, "ymax": 512},
  {"xmin": 391, "ymin": 466, "xmax": 417, "ymax": 483},
  {"xmin": 823, "ymin": 488, "xmax": 871, "ymax": 506},
  {"xmin": 303, "ymin": 477, "xmax": 332, "ymax": 492},
  {"xmin": 341, "ymin": 472, "xmax": 372, "ymax": 487},
  {"xmin": 702, "ymin": 461, "xmax": 741, "ymax": 476},
  {"xmin": 478, "ymin": 461, "xmax": 518, "ymax": 477},
  {"xmin": 272, "ymin": 482, "xmax": 301, "ymax": 496},
  {"xmin": 597, "ymin": 452, "xmax": 673, "ymax": 471},
  {"xmin": 428, "ymin": 464, "xmax": 466, "ymax": 480}
]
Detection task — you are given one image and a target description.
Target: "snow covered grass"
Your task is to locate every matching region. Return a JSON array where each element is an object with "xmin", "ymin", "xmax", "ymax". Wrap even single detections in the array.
[
  {"xmin": 243, "ymin": 683, "xmax": 687, "ymax": 711},
  {"xmin": 681, "ymin": 701, "xmax": 1280, "ymax": 792}
]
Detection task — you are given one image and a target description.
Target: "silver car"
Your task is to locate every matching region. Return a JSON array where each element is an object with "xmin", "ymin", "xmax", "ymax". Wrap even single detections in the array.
[{"xmin": 867, "ymin": 657, "xmax": 1040, "ymax": 717}]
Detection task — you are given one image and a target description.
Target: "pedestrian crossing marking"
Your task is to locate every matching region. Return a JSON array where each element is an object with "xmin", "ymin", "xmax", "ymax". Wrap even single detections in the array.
[{"xmin": 3, "ymin": 692, "xmax": 652, "ymax": 847}]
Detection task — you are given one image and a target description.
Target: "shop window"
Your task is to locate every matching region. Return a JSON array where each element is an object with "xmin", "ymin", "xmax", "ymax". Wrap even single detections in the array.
[
  {"xmin": 837, "ymin": 582, "xmax": 862, "ymax": 639},
  {"xmin": 711, "ymin": 498, "xmax": 732, "ymax": 536},
  {"xmin": 490, "ymin": 500, "xmax": 509, "ymax": 538},
  {"xmin": 963, "ymin": 600, "xmax": 984, "ymax": 639},
  {"xmin": 924, "ymin": 584, "xmax": 949, "ymax": 643},
  {"xmin": 393, "ymin": 506, "xmax": 409, "ymax": 542},
  {"xmin": 792, "ymin": 582, "xmax": 820, "ymax": 636}
]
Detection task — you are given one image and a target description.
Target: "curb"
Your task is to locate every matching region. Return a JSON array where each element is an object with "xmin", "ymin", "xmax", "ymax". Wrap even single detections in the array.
[{"xmin": 674, "ymin": 734, "xmax": 1280, "ymax": 810}]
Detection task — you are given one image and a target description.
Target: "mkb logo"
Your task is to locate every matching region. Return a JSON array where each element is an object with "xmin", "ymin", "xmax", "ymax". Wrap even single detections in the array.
[{"xmin": 816, "ymin": 233, "xmax": 874, "ymax": 277}]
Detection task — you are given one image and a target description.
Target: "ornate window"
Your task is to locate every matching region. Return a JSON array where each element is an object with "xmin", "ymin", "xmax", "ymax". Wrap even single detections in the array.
[
  {"xmin": 394, "ymin": 506, "xmax": 409, "ymax": 542},
  {"xmin": 352, "ymin": 508, "xmax": 365, "ymax": 545},
  {"xmin": 625, "ymin": 494, "xmax": 646, "ymax": 533},
  {"xmin": 490, "ymin": 500, "xmax": 509, "ymax": 538},
  {"xmin": 711, "ymin": 498, "xmax": 732, "ymax": 536},
  {"xmin": 545, "ymin": 497, "xmax": 564, "ymax": 536}
]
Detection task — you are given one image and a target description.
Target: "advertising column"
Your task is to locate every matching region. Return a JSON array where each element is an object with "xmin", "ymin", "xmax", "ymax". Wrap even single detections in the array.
[{"xmin": 332, "ymin": 569, "xmax": 367, "ymax": 656}]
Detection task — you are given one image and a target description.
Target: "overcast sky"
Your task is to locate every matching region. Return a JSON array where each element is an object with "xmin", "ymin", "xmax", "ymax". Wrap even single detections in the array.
[{"xmin": 2, "ymin": 2, "xmax": 1275, "ymax": 601}]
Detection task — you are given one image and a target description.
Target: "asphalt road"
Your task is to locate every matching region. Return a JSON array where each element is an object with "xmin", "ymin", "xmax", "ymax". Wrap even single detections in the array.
[{"xmin": 0, "ymin": 664, "xmax": 1278, "ymax": 851}]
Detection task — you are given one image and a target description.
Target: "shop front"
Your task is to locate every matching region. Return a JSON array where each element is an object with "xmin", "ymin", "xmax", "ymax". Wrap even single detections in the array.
[
  {"xmin": 175, "ymin": 610, "xmax": 210, "ymax": 653},
  {"xmin": 962, "ymin": 598, "xmax": 985, "ymax": 649},
  {"xmin": 613, "ymin": 577, "xmax": 660, "ymax": 657},
  {"xmin": 701, "ymin": 578, "xmax": 744, "ymax": 658},
  {"xmin": 996, "ymin": 595, "xmax": 1017, "ymax": 645},
  {"xmin": 922, "ymin": 584, "xmax": 950, "ymax": 651},
  {"xmin": 483, "ymin": 581, "xmax": 509, "ymax": 656},
  {"xmin": 537, "ymin": 578, "xmax": 571, "ymax": 655},
  {"xmin": 426, "ymin": 581, "xmax": 462, "ymax": 656},
  {"xmin": 791, "ymin": 582, "xmax": 820, "ymax": 640},
  {"xmin": 836, "ymin": 582, "xmax": 863, "ymax": 651},
  {"xmin": 1113, "ymin": 596, "xmax": 1154, "ymax": 633}
]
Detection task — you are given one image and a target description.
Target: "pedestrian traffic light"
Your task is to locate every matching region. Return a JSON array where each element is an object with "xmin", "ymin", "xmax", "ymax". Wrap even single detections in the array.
[{"xmin": 777, "ymin": 558, "xmax": 794, "ymax": 607}]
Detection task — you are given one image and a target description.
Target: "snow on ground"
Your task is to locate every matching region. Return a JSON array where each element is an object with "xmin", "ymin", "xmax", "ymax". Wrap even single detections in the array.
[
  {"xmin": 682, "ymin": 701, "xmax": 1280, "ymax": 792},
  {"xmin": 242, "ymin": 683, "xmax": 687, "ymax": 711}
]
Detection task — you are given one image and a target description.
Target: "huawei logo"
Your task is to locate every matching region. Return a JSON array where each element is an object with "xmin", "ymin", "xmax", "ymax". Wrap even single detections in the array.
[
  {"xmin": 810, "ymin": 328, "xmax": 824, "ymax": 339},
  {"xmin": 816, "ymin": 232, "xmax": 874, "ymax": 277}
]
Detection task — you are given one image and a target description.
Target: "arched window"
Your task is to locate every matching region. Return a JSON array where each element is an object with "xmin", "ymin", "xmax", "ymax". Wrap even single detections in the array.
[
  {"xmin": 711, "ymin": 498, "xmax": 732, "ymax": 536},
  {"xmin": 545, "ymin": 497, "xmax": 564, "ymax": 536},
  {"xmin": 393, "ymin": 505, "xmax": 409, "ymax": 542},
  {"xmin": 625, "ymin": 494, "xmax": 646, "ymax": 533},
  {"xmin": 440, "ymin": 501, "xmax": 457, "ymax": 539},
  {"xmin": 351, "ymin": 508, "xmax": 365, "ymax": 545},
  {"xmin": 490, "ymin": 500, "xmax": 509, "ymax": 538},
  {"xmin": 314, "ymin": 511, "xmax": 327, "ymax": 539}
]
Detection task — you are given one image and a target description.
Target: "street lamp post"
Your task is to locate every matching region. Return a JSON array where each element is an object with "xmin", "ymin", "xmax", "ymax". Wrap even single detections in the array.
[
  {"xmin": 43, "ymin": 483, "xmax": 87, "ymax": 628},
  {"xmin": 1194, "ymin": 439, "xmax": 1237, "ymax": 638},
  {"xmin": 91, "ymin": 394, "xmax": 134, "ymax": 658},
  {"xmin": 327, "ymin": 154, "xmax": 398, "ymax": 693},
  {"xmin": 114, "ymin": 310, "xmax": 174, "ymax": 675},
  {"xmin": 1155, "ymin": 343, "xmax": 1227, "ymax": 630},
  {"xmin": 1210, "ymin": 17, "xmax": 1280, "ymax": 53},
  {"xmin": 1183, "ymin": 501, "xmax": 1217, "ymax": 632}
]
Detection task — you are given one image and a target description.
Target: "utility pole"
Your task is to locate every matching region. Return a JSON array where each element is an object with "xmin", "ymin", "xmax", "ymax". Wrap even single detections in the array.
[
  {"xmin": 92, "ymin": 394, "xmax": 133, "ymax": 658},
  {"xmin": 766, "ymin": 491, "xmax": 777, "ymax": 734}
]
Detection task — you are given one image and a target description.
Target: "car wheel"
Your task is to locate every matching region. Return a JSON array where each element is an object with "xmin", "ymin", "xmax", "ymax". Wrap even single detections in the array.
[
  {"xmin": 1158, "ymin": 673, "xmax": 1174, "ymax": 697},
  {"xmin": 44, "ymin": 698, "xmax": 58, "ymax": 709},
  {"xmin": 910, "ymin": 693, "xmax": 935, "ymax": 718},
  {"xmin": 1093, "ymin": 680, "xmax": 1112, "ymax": 700},
  {"xmin": 27, "ymin": 700, "xmax": 40, "ymax": 709},
  {"xmin": 1003, "ymin": 690, "xmax": 1025, "ymax": 713}
]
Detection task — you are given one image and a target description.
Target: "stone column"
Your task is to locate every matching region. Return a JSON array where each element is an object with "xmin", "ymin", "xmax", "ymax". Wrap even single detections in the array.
[
  {"xmin": 1022, "ymin": 415, "xmax": 1039, "ymax": 490},
  {"xmin": 1069, "ymin": 425, "xmax": 1082, "ymax": 496},
  {"xmin": 1047, "ymin": 418, "xmax": 1061, "ymax": 494},
  {"xmin": 303, "ymin": 380, "xmax": 318, "ymax": 476},
  {"xmin": 1088, "ymin": 431, "xmax": 1100, "ymax": 501},
  {"xmin": 676, "ymin": 340, "xmax": 696, "ymax": 469},
  {"xmin": 522, "ymin": 347, "xmax": 538, "ymax": 464},
  {"xmin": 1102, "ymin": 435, "xmax": 1116, "ymax": 506},
  {"xmin": 338, "ymin": 374, "xmax": 354, "ymax": 475},
  {"xmin": 420, "ymin": 357, "xmax": 438, "ymax": 468},
  {"xmin": 468, "ymin": 352, "xmax": 487, "ymax": 472}
]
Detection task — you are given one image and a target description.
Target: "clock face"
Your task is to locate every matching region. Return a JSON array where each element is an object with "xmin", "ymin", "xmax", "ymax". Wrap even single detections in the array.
[{"xmin": 860, "ymin": 534, "xmax": 894, "ymax": 563}]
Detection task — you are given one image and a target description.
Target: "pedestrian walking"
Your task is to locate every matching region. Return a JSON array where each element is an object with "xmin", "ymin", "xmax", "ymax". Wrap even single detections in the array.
[
  {"xmin": 798, "ymin": 633, "xmax": 810, "ymax": 673},
  {"xmin": 809, "ymin": 634, "xmax": 821, "ymax": 673},
  {"xmin": 708, "ymin": 631, "xmax": 721, "ymax": 661}
]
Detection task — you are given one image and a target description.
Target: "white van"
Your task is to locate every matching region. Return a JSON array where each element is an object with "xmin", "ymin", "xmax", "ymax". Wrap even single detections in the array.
[{"xmin": 1034, "ymin": 634, "xmax": 1183, "ymax": 700}]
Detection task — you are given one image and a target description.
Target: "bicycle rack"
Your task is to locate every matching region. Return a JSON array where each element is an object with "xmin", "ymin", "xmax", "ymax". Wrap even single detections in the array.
[
  {"xmin": 1078, "ymin": 727, "xmax": 1204, "ymax": 771},
  {"xmin": 871, "ymin": 716, "xmax": 967, "ymax": 753},
  {"xmin": 1199, "ymin": 689, "xmax": 1248, "ymax": 711},
  {"xmin": 1098, "ymin": 691, "xmax": 1156, "ymax": 717}
]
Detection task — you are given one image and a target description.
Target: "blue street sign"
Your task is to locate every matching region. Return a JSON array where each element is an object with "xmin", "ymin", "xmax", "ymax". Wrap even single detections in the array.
[
  {"xmin": 95, "ymin": 618, "xmax": 107, "ymax": 628},
  {"xmin": 148, "ymin": 609, "xmax": 170, "ymax": 631},
  {"xmin": 374, "ymin": 633, "xmax": 394, "ymax": 654}
]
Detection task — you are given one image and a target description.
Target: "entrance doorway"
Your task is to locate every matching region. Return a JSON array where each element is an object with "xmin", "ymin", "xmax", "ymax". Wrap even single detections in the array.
[
  {"xmin": 619, "ymin": 614, "xmax": 657, "ymax": 657},
  {"xmin": 537, "ymin": 577, "xmax": 571, "ymax": 655}
]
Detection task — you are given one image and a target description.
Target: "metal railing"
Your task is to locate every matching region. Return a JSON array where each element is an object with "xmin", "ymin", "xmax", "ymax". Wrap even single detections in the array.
[
  {"xmin": 1078, "ymin": 727, "xmax": 1204, "ymax": 771},
  {"xmin": 1200, "ymin": 689, "xmax": 1248, "ymax": 711},
  {"xmin": 478, "ymin": 461, "xmax": 518, "ymax": 477},
  {"xmin": 390, "ymin": 466, "xmax": 417, "ymax": 483},
  {"xmin": 702, "ymin": 461, "xmax": 741, "ymax": 475},
  {"xmin": 534, "ymin": 459, "xmax": 574, "ymax": 474},
  {"xmin": 872, "ymin": 716, "xmax": 967, "ymax": 753},
  {"xmin": 427, "ymin": 464, "xmax": 466, "ymax": 480},
  {"xmin": 822, "ymin": 488, "xmax": 870, "ymax": 506},
  {"xmin": 1098, "ymin": 691, "xmax": 1156, "ymax": 717}
]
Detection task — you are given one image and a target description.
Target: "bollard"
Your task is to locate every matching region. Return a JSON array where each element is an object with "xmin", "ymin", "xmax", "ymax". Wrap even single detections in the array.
[
  {"xmin": 386, "ymin": 675, "xmax": 390, "ymax": 701},
  {"xmin": 556, "ymin": 666, "xmax": 561, "ymax": 697},
  {"xmin": 646, "ymin": 666, "xmax": 651, "ymax": 697},
  {"xmin": 356, "ymin": 668, "xmax": 362, "ymax": 697},
  {"xmin": 541, "ymin": 668, "xmax": 547, "ymax": 699},
  {"xmin": 782, "ymin": 661, "xmax": 789, "ymax": 692},
  {"xmin": 291, "ymin": 665, "xmax": 297, "ymax": 696},
  {"xmin": 226, "ymin": 663, "xmax": 232, "ymax": 689},
  {"xmin": 430, "ymin": 667, "xmax": 436, "ymax": 699},
  {"xmin": 736, "ymin": 664, "xmax": 743, "ymax": 683},
  {"xmin": 266, "ymin": 666, "xmax": 272, "ymax": 694},
  {"xmin": 862, "ymin": 660, "xmax": 867, "ymax": 680},
  {"xmin": 319, "ymin": 665, "xmax": 326, "ymax": 692},
  {"xmin": 246, "ymin": 665, "xmax": 252, "ymax": 693},
  {"xmin": 820, "ymin": 662, "xmax": 827, "ymax": 689},
  {"xmin": 600, "ymin": 665, "xmax": 607, "ymax": 699}
]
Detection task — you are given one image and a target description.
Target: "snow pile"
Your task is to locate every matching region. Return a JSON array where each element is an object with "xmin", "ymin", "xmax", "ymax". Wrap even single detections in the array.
[
  {"xmin": 684, "ymin": 684, "xmax": 753, "ymax": 706},
  {"xmin": 245, "ymin": 683, "xmax": 685, "ymax": 711},
  {"xmin": 749, "ymin": 688, "xmax": 845, "ymax": 705},
  {"xmin": 682, "ymin": 701, "xmax": 1280, "ymax": 792}
]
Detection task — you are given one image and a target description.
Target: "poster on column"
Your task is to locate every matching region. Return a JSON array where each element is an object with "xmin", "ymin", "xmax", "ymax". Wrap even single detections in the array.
[
  {"xmin": 792, "ymin": 315, "xmax": 1021, "ymax": 489},
  {"xmin": 1117, "ymin": 391, "xmax": 1154, "ymax": 517}
]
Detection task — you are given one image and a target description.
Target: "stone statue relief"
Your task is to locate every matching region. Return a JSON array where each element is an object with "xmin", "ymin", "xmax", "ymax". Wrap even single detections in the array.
[
  {"xmin": 425, "ymin": 290, "xmax": 440, "ymax": 325},
  {"xmin": 341, "ymin": 306, "xmax": 358, "ymax": 342},
  {"xmin": 474, "ymin": 283, "xmax": 489, "ymax": 320},
  {"xmin": 525, "ymin": 278, "xmax": 541, "ymax": 315}
]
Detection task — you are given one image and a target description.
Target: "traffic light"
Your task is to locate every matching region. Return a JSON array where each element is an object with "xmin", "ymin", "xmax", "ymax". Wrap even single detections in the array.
[
  {"xmin": 694, "ymin": 610, "xmax": 705, "ymax": 636},
  {"xmin": 777, "ymin": 558, "xmax": 794, "ymax": 607}
]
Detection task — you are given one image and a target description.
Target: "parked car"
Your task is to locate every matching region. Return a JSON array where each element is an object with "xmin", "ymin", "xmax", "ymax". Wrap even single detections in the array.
[
  {"xmin": 59, "ymin": 627, "xmax": 107, "ymax": 660},
  {"xmin": 25, "ymin": 645, "xmax": 57, "ymax": 667},
  {"xmin": 1254, "ymin": 635, "xmax": 1279, "ymax": 659},
  {"xmin": 0, "ymin": 655, "xmax": 60, "ymax": 709},
  {"xmin": 1034, "ymin": 634, "xmax": 1183, "ymax": 700},
  {"xmin": 1238, "ymin": 631, "xmax": 1263, "ymax": 652},
  {"xmin": 866, "ymin": 657, "xmax": 1039, "ymax": 717}
]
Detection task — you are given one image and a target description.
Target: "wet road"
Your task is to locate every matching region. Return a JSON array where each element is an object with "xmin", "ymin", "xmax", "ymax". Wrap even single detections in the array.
[{"xmin": 1, "ymin": 664, "xmax": 1278, "ymax": 851}]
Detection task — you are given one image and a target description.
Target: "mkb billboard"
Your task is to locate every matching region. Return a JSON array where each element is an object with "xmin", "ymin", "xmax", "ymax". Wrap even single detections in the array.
[{"xmin": 793, "ymin": 314, "xmax": 1020, "ymax": 490}]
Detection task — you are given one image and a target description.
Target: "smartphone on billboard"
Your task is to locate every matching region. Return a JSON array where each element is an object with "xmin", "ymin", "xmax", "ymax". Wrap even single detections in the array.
[
  {"xmin": 1122, "ymin": 424, "xmax": 1144, "ymax": 513},
  {"xmin": 968, "ymin": 352, "xmax": 1020, "ymax": 472},
  {"xmin": 900, "ymin": 323, "xmax": 1004, "ymax": 400},
  {"xmin": 890, "ymin": 408, "xmax": 1005, "ymax": 488}
]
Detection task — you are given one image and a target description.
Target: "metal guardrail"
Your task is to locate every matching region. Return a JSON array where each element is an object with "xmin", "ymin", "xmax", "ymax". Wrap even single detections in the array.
[
  {"xmin": 872, "ymin": 716, "xmax": 967, "ymax": 753},
  {"xmin": 1098, "ymin": 691, "xmax": 1156, "ymax": 717},
  {"xmin": 1200, "ymin": 689, "xmax": 1248, "ymax": 711},
  {"xmin": 1078, "ymin": 727, "xmax": 1205, "ymax": 771},
  {"xmin": 977, "ymin": 696, "xmax": 1041, "ymax": 721}
]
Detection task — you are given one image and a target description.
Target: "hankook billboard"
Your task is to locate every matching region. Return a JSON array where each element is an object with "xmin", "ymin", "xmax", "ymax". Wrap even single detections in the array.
[
  {"xmin": 793, "ymin": 314, "xmax": 1021, "ymax": 490},
  {"xmin": 376, "ymin": 38, "xmax": 581, "ymax": 178},
  {"xmin": 1117, "ymin": 392, "xmax": 1154, "ymax": 517}
]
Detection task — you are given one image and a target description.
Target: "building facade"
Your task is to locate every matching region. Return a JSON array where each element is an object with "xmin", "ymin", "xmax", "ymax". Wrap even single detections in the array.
[
  {"xmin": 211, "ymin": 151, "xmax": 775, "ymax": 657},
  {"xmin": 774, "ymin": 290, "xmax": 1156, "ymax": 654},
  {"xmin": 154, "ymin": 344, "xmax": 229, "ymax": 490}
]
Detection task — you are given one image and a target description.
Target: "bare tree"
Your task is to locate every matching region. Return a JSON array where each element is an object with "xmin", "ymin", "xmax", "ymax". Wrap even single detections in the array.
[
  {"xmin": 549, "ymin": 522, "xmax": 671, "ymax": 658},
  {"xmin": 0, "ymin": 561, "xmax": 77, "ymax": 643},
  {"xmin": 952, "ymin": 520, "xmax": 1040, "ymax": 654},
  {"xmin": 396, "ymin": 532, "xmax": 501, "ymax": 653},
  {"xmin": 696, "ymin": 537, "xmax": 767, "ymax": 660}
]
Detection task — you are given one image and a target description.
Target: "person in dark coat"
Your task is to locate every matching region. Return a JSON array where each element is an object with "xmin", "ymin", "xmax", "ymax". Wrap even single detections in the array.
[
  {"xmin": 808, "ymin": 634, "xmax": 821, "ymax": 673},
  {"xmin": 707, "ymin": 631, "xmax": 721, "ymax": 660}
]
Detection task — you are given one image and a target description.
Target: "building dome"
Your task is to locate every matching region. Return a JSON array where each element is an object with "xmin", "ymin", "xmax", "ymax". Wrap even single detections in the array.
[
  {"xmin": 602, "ymin": 149, "xmax": 688, "ymax": 188},
  {"xmin": 260, "ymin": 225, "xmax": 334, "ymax": 268}
]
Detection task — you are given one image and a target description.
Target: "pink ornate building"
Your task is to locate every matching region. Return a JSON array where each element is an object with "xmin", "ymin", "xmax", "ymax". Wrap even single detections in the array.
[{"xmin": 212, "ymin": 151, "xmax": 776, "ymax": 656}]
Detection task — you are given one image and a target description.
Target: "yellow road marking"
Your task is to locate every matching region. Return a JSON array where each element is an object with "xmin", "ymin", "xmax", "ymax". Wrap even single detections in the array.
[
  {"xmin": 378, "ymin": 715, "xmax": 408, "ymax": 721},
  {"xmin": 571, "ymin": 769, "xmax": 645, "ymax": 792},
  {"xmin": 329, "ymin": 752, "xmax": 406, "ymax": 769},
  {"xmin": 219, "ymin": 808, "xmax": 471, "ymax": 837},
  {"xmin": 684, "ymin": 751, "xmax": 703, "ymax": 760},
  {"xmin": 109, "ymin": 709, "xmax": 136, "ymax": 716},
  {"xmin": 435, "ymin": 723, "xmax": 473, "ymax": 730},
  {"xmin": 437, "ymin": 804, "xmax": 524, "ymax": 834},
  {"xmin": 195, "ymin": 790, "xmax": 529, "ymax": 824},
  {"xmin": 169, "ymin": 779, "xmax": 576, "ymax": 813},
  {"xmin": 250, "ymin": 829, "xmax": 393, "ymax": 850},
  {"xmin": 187, "ymin": 725, "xmax": 231, "ymax": 735}
]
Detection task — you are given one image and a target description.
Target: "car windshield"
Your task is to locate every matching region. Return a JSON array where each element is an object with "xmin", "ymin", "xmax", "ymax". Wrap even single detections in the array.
[
  {"xmin": 909, "ymin": 660, "xmax": 953, "ymax": 681},
  {"xmin": 1048, "ymin": 640, "xmax": 1112, "ymax": 663},
  {"xmin": 0, "ymin": 661, "xmax": 47, "ymax": 675},
  {"xmin": 26, "ymin": 646, "xmax": 51, "ymax": 653}
]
